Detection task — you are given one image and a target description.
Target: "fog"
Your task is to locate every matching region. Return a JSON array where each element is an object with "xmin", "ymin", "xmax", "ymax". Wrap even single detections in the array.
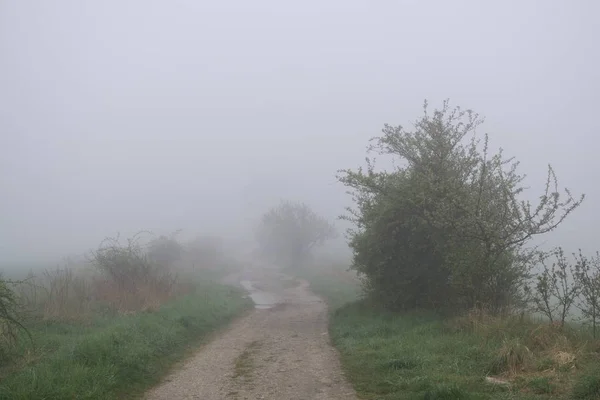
[{"xmin": 1, "ymin": 0, "xmax": 598, "ymax": 265}]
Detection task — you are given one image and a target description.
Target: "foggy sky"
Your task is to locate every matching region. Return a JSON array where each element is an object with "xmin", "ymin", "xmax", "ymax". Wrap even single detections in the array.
[{"xmin": 1, "ymin": 0, "xmax": 598, "ymax": 263}]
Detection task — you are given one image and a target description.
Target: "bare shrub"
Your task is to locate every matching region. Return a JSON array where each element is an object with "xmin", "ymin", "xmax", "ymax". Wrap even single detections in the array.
[
  {"xmin": 0, "ymin": 276, "xmax": 31, "ymax": 350},
  {"xmin": 89, "ymin": 232, "xmax": 178, "ymax": 313},
  {"xmin": 527, "ymin": 248, "xmax": 579, "ymax": 328},
  {"xmin": 13, "ymin": 271, "xmax": 39, "ymax": 311},
  {"xmin": 9, "ymin": 232, "xmax": 191, "ymax": 324},
  {"xmin": 573, "ymin": 251, "xmax": 600, "ymax": 338},
  {"xmin": 42, "ymin": 267, "xmax": 93, "ymax": 320}
]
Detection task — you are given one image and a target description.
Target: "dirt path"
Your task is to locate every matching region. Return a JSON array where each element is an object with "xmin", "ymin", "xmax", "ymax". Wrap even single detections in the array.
[{"xmin": 144, "ymin": 268, "xmax": 357, "ymax": 400}]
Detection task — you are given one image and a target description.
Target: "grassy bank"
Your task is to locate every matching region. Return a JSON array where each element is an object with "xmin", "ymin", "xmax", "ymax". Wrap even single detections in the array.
[
  {"xmin": 0, "ymin": 282, "xmax": 250, "ymax": 400},
  {"xmin": 301, "ymin": 267, "xmax": 600, "ymax": 400},
  {"xmin": 295, "ymin": 266, "xmax": 361, "ymax": 310}
]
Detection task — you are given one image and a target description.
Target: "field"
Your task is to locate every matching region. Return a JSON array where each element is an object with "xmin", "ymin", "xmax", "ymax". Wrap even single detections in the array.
[
  {"xmin": 301, "ymin": 266, "xmax": 600, "ymax": 400},
  {"xmin": 0, "ymin": 273, "xmax": 250, "ymax": 400}
]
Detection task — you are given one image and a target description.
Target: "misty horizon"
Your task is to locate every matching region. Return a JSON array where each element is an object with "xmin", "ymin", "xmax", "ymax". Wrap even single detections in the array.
[{"xmin": 1, "ymin": 0, "xmax": 598, "ymax": 265}]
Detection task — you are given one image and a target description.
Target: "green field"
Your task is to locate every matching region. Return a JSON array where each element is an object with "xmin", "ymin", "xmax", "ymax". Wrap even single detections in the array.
[
  {"xmin": 302, "ymin": 267, "xmax": 600, "ymax": 400},
  {"xmin": 0, "ymin": 282, "xmax": 250, "ymax": 400}
]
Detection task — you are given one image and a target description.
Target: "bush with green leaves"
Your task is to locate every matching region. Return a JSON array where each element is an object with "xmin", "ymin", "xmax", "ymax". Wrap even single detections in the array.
[{"xmin": 338, "ymin": 100, "xmax": 583, "ymax": 312}]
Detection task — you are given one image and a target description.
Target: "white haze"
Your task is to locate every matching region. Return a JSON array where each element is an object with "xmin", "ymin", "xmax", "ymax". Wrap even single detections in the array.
[{"xmin": 1, "ymin": 0, "xmax": 598, "ymax": 266}]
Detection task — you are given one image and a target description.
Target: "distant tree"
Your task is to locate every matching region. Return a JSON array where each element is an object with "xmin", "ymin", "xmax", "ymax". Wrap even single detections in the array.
[
  {"xmin": 147, "ymin": 230, "xmax": 183, "ymax": 268},
  {"xmin": 256, "ymin": 200, "xmax": 336, "ymax": 268},
  {"xmin": 184, "ymin": 235, "xmax": 225, "ymax": 269},
  {"xmin": 338, "ymin": 100, "xmax": 584, "ymax": 312}
]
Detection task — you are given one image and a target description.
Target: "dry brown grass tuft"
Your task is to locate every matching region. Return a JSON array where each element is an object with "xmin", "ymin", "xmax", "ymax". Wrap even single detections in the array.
[
  {"xmin": 492, "ymin": 337, "xmax": 533, "ymax": 375},
  {"xmin": 527, "ymin": 323, "xmax": 573, "ymax": 352},
  {"xmin": 553, "ymin": 350, "xmax": 576, "ymax": 366},
  {"xmin": 15, "ymin": 268, "xmax": 95, "ymax": 321},
  {"xmin": 445, "ymin": 306, "xmax": 517, "ymax": 337},
  {"xmin": 14, "ymin": 265, "xmax": 185, "ymax": 321}
]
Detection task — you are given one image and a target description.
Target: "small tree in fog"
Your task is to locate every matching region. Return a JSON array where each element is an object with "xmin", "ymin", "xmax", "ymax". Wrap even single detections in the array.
[
  {"xmin": 528, "ymin": 248, "xmax": 579, "ymax": 327},
  {"xmin": 573, "ymin": 250, "xmax": 600, "ymax": 338},
  {"xmin": 184, "ymin": 235, "xmax": 225, "ymax": 269},
  {"xmin": 147, "ymin": 230, "xmax": 183, "ymax": 267},
  {"xmin": 256, "ymin": 200, "xmax": 336, "ymax": 268}
]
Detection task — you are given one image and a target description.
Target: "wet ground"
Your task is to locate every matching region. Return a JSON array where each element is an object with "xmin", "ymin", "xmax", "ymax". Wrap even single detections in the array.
[{"xmin": 239, "ymin": 280, "xmax": 279, "ymax": 309}]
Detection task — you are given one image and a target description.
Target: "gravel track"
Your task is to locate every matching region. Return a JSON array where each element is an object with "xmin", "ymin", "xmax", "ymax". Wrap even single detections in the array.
[{"xmin": 144, "ymin": 269, "xmax": 357, "ymax": 400}]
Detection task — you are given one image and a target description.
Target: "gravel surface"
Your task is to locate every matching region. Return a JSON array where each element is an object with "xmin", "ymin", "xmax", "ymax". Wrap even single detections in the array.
[{"xmin": 144, "ymin": 269, "xmax": 357, "ymax": 400}]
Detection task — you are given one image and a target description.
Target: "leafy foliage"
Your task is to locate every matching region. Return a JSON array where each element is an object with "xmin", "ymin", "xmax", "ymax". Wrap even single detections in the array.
[
  {"xmin": 256, "ymin": 200, "xmax": 336, "ymax": 268},
  {"xmin": 338, "ymin": 100, "xmax": 584, "ymax": 312}
]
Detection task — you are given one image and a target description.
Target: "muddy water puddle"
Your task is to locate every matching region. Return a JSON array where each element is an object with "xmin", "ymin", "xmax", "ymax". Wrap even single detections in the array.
[{"xmin": 240, "ymin": 280, "xmax": 280, "ymax": 309}]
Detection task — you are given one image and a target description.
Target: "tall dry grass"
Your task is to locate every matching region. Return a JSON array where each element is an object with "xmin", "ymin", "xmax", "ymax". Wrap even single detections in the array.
[
  {"xmin": 8, "ymin": 233, "xmax": 225, "ymax": 325},
  {"xmin": 14, "ymin": 265, "xmax": 185, "ymax": 321}
]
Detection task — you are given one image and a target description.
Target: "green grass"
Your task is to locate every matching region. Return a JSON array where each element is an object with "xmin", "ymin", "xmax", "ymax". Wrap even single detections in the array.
[
  {"xmin": 299, "ymin": 266, "xmax": 600, "ymax": 400},
  {"xmin": 571, "ymin": 368, "xmax": 600, "ymax": 399},
  {"xmin": 293, "ymin": 266, "xmax": 361, "ymax": 310},
  {"xmin": 0, "ymin": 282, "xmax": 251, "ymax": 400}
]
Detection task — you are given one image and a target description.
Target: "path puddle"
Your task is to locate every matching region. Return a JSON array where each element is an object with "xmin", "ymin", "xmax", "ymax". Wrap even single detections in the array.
[{"xmin": 240, "ymin": 280, "xmax": 279, "ymax": 309}]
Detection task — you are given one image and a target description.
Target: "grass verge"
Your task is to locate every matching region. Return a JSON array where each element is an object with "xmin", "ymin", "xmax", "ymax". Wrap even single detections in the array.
[
  {"xmin": 299, "ymin": 266, "xmax": 600, "ymax": 400},
  {"xmin": 0, "ymin": 281, "xmax": 251, "ymax": 400}
]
